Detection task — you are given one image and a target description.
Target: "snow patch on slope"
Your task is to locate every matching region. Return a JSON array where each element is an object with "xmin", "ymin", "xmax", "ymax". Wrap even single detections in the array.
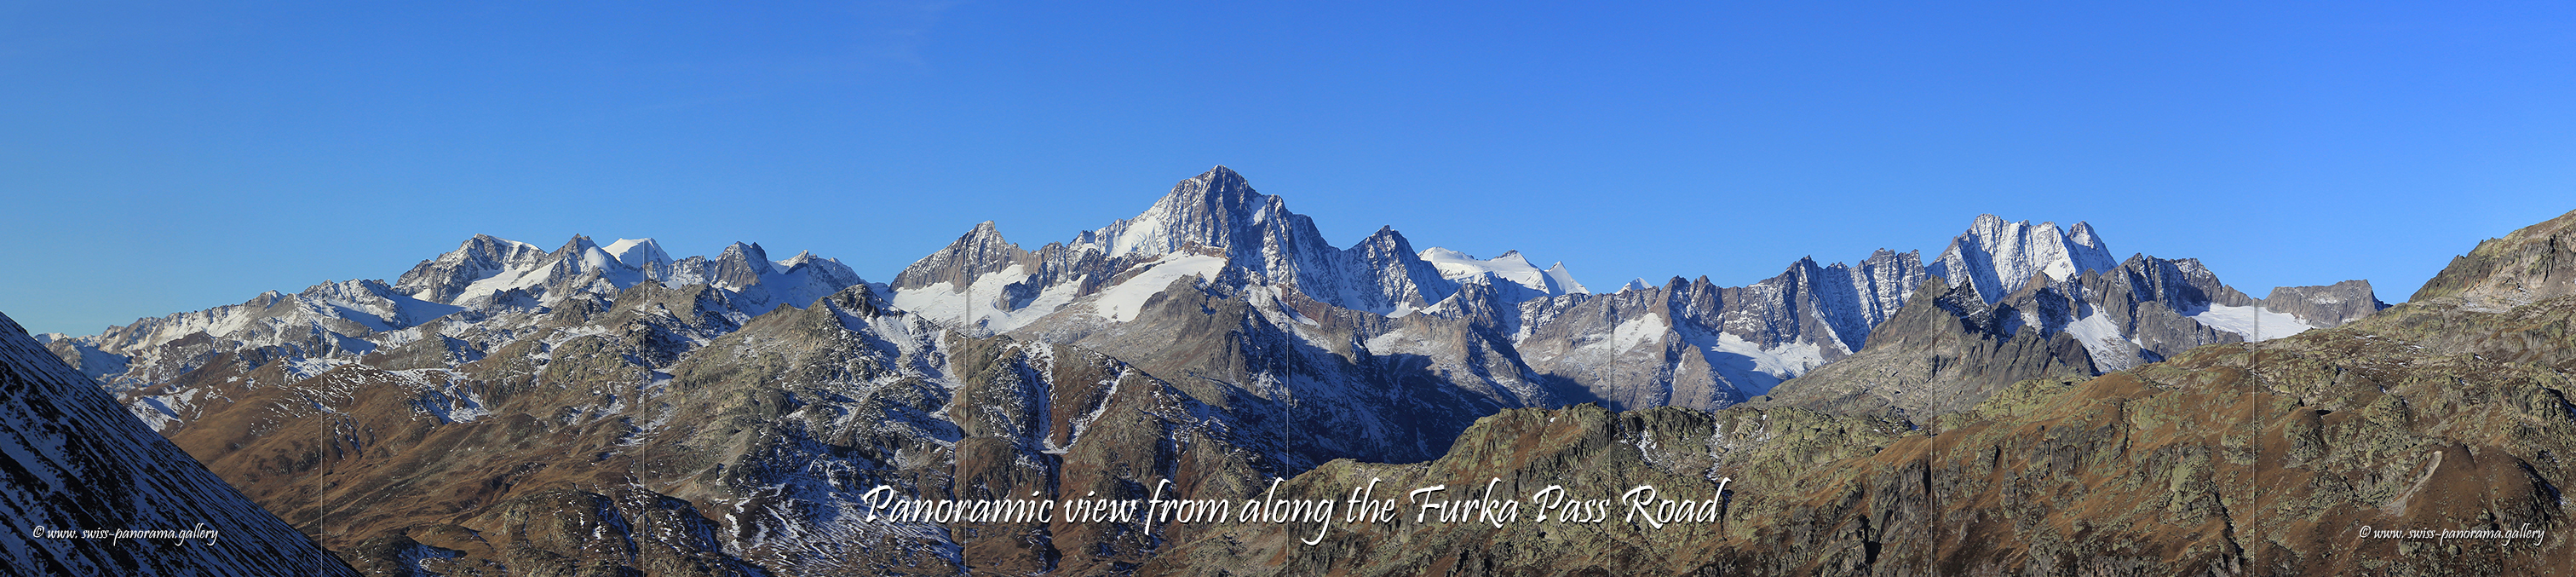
[
  {"xmin": 2062, "ymin": 311, "xmax": 2144, "ymax": 371},
  {"xmin": 1094, "ymin": 255, "xmax": 1228, "ymax": 322},
  {"xmin": 1594, "ymin": 314, "xmax": 1668, "ymax": 353},
  {"xmin": 1710, "ymin": 332, "xmax": 1825, "ymax": 382},
  {"xmin": 888, "ymin": 266, "xmax": 1086, "ymax": 332},
  {"xmin": 2191, "ymin": 304, "xmax": 2315, "ymax": 341},
  {"xmin": 1418, "ymin": 248, "xmax": 1589, "ymax": 296}
]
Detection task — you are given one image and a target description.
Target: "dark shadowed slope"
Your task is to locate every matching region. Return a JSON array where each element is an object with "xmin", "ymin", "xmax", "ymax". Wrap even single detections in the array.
[{"xmin": 0, "ymin": 310, "xmax": 358, "ymax": 576}]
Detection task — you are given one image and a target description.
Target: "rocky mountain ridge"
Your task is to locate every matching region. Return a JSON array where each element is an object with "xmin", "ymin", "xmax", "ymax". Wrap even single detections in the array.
[
  {"xmin": 55, "ymin": 167, "xmax": 2373, "ymax": 424},
  {"xmin": 14, "ymin": 165, "xmax": 2443, "ymax": 575},
  {"xmin": 1133, "ymin": 207, "xmax": 2576, "ymax": 577}
]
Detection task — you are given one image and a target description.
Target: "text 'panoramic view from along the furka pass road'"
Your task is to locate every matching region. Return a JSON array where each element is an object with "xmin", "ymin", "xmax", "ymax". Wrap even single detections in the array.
[{"xmin": 3, "ymin": 3, "xmax": 2573, "ymax": 575}]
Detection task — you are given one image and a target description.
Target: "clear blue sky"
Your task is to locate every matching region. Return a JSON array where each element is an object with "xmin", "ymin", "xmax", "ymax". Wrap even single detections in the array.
[{"xmin": 6, "ymin": 2, "xmax": 2573, "ymax": 336}]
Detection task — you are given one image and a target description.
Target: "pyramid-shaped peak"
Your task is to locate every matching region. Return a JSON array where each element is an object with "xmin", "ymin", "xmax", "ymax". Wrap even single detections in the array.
[
  {"xmin": 709, "ymin": 241, "xmax": 776, "ymax": 287},
  {"xmin": 716, "ymin": 242, "xmax": 774, "ymax": 269},
  {"xmin": 554, "ymin": 234, "xmax": 601, "ymax": 256},
  {"xmin": 1969, "ymin": 213, "xmax": 2008, "ymax": 230},
  {"xmin": 438, "ymin": 234, "xmax": 545, "ymax": 263},
  {"xmin": 720, "ymin": 241, "xmax": 768, "ymax": 259},
  {"xmin": 946, "ymin": 221, "xmax": 1024, "ymax": 253},
  {"xmin": 602, "ymin": 238, "xmax": 671, "ymax": 269},
  {"xmin": 2068, "ymin": 221, "xmax": 2107, "ymax": 250},
  {"xmin": 956, "ymin": 221, "xmax": 1016, "ymax": 246},
  {"xmin": 1086, "ymin": 164, "xmax": 1309, "ymax": 258},
  {"xmin": 1165, "ymin": 165, "xmax": 1263, "ymax": 205}
]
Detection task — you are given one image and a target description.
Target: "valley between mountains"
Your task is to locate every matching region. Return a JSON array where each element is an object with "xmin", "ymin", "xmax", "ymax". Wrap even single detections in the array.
[{"xmin": 9, "ymin": 166, "xmax": 2569, "ymax": 575}]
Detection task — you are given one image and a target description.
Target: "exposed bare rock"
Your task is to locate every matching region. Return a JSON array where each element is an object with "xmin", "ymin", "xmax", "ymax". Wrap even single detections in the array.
[
  {"xmin": 2267, "ymin": 280, "xmax": 2389, "ymax": 327},
  {"xmin": 1753, "ymin": 274, "xmax": 2100, "ymax": 419},
  {"xmin": 2412, "ymin": 208, "xmax": 2576, "ymax": 307}
]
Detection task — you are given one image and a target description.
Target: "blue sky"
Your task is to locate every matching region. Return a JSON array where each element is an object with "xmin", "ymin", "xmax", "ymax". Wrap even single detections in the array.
[{"xmin": 5, "ymin": 1, "xmax": 2573, "ymax": 336}]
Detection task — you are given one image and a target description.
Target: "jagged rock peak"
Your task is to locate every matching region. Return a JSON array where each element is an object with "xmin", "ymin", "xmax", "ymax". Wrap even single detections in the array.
[
  {"xmin": 393, "ymin": 234, "xmax": 551, "ymax": 303},
  {"xmin": 1078, "ymin": 165, "xmax": 1302, "ymax": 258},
  {"xmin": 710, "ymin": 241, "xmax": 775, "ymax": 289},
  {"xmin": 1930, "ymin": 215, "xmax": 2119, "ymax": 304},
  {"xmin": 891, "ymin": 220, "xmax": 1039, "ymax": 291},
  {"xmin": 553, "ymin": 234, "xmax": 601, "ymax": 256}
]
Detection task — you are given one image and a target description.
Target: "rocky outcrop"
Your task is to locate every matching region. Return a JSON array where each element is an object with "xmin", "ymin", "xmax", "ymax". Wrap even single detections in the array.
[
  {"xmin": 2412, "ymin": 208, "xmax": 2576, "ymax": 307},
  {"xmin": 2268, "ymin": 280, "xmax": 2389, "ymax": 327}
]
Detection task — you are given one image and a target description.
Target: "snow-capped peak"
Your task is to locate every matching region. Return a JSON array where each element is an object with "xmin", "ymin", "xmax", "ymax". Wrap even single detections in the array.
[
  {"xmin": 1929, "ymin": 215, "xmax": 2119, "ymax": 303},
  {"xmin": 602, "ymin": 238, "xmax": 674, "ymax": 270},
  {"xmin": 1076, "ymin": 165, "xmax": 1285, "ymax": 258},
  {"xmin": 1418, "ymin": 247, "xmax": 1590, "ymax": 296}
]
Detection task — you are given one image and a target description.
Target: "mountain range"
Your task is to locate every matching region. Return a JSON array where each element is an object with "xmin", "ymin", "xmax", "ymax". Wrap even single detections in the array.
[{"xmin": 14, "ymin": 165, "xmax": 2439, "ymax": 575}]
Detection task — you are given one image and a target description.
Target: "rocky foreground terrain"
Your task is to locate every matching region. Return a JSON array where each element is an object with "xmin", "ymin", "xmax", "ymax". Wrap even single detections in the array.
[{"xmin": 0, "ymin": 311, "xmax": 358, "ymax": 575}]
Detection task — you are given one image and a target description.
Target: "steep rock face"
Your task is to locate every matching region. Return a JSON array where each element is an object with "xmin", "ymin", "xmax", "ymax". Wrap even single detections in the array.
[
  {"xmin": 1766, "ymin": 231, "xmax": 2360, "ymax": 420},
  {"xmin": 392, "ymin": 234, "xmax": 554, "ymax": 303},
  {"xmin": 2068, "ymin": 254, "xmax": 2254, "ymax": 370},
  {"xmin": 1069, "ymin": 167, "xmax": 1453, "ymax": 314},
  {"xmin": 0, "ymin": 311, "xmax": 359, "ymax": 576},
  {"xmin": 886, "ymin": 222, "xmax": 1142, "ymax": 333},
  {"xmin": 890, "ymin": 166, "xmax": 1461, "ymax": 332},
  {"xmin": 1445, "ymin": 250, "xmax": 1926, "ymax": 411},
  {"xmin": 2412, "ymin": 208, "xmax": 2576, "ymax": 307},
  {"xmin": 1927, "ymin": 215, "xmax": 2119, "ymax": 304},
  {"xmin": 888, "ymin": 221, "xmax": 1038, "ymax": 292},
  {"xmin": 2267, "ymin": 280, "xmax": 2389, "ymax": 327}
]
